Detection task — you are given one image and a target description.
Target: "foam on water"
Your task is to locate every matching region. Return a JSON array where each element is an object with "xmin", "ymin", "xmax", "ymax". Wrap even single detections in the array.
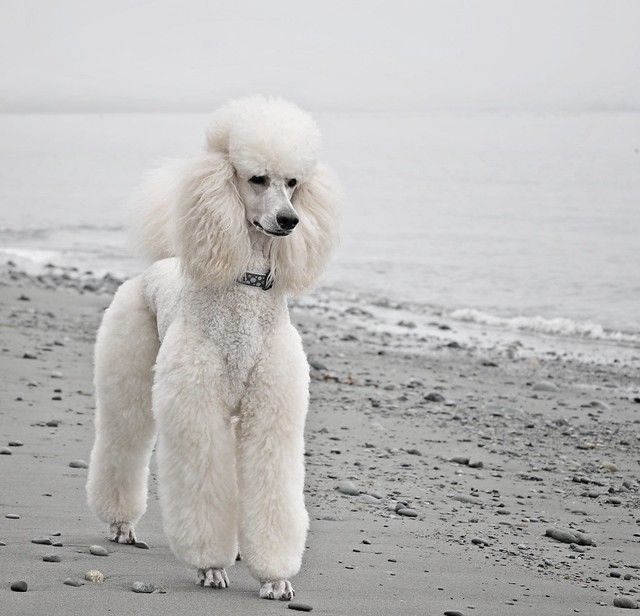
[{"xmin": 450, "ymin": 308, "xmax": 640, "ymax": 345}]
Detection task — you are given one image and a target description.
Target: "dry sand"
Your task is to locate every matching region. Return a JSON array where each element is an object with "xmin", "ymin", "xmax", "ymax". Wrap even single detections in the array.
[{"xmin": 1, "ymin": 271, "xmax": 639, "ymax": 615}]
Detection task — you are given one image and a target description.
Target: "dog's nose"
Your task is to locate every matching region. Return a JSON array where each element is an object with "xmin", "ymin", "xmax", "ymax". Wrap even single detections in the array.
[{"xmin": 276, "ymin": 213, "xmax": 299, "ymax": 231}]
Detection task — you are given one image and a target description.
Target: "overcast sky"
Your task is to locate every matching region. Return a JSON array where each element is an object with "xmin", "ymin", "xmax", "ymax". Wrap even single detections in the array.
[{"xmin": 1, "ymin": 0, "xmax": 639, "ymax": 112}]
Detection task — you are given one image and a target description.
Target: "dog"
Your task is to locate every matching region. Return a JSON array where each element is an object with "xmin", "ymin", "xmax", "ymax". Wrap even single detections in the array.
[{"xmin": 86, "ymin": 96, "xmax": 340, "ymax": 600}]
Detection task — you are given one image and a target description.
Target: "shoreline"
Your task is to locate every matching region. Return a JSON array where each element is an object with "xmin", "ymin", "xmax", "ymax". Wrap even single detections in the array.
[
  {"xmin": 3, "ymin": 258, "xmax": 639, "ymax": 370},
  {"xmin": 1, "ymin": 274, "xmax": 639, "ymax": 614}
]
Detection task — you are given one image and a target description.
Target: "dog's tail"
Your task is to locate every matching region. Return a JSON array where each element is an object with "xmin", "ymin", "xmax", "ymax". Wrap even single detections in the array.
[{"xmin": 129, "ymin": 160, "xmax": 184, "ymax": 262}]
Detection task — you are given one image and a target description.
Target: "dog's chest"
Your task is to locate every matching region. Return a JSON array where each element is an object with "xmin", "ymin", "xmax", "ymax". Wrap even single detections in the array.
[{"xmin": 185, "ymin": 285, "xmax": 287, "ymax": 384}]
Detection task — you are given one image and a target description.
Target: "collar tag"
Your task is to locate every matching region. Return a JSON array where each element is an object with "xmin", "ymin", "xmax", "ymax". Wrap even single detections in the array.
[{"xmin": 237, "ymin": 271, "xmax": 273, "ymax": 291}]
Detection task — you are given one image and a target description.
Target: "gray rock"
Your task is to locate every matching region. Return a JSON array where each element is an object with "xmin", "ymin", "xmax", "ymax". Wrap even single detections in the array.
[
  {"xmin": 31, "ymin": 537, "xmax": 52, "ymax": 545},
  {"xmin": 308, "ymin": 359, "xmax": 327, "ymax": 371},
  {"xmin": 397, "ymin": 320, "xmax": 416, "ymax": 329},
  {"xmin": 134, "ymin": 541, "xmax": 150, "ymax": 549},
  {"xmin": 288, "ymin": 603, "xmax": 313, "ymax": 612},
  {"xmin": 8, "ymin": 440, "xmax": 23, "ymax": 447},
  {"xmin": 532, "ymin": 381, "xmax": 559, "ymax": 392},
  {"xmin": 451, "ymin": 456, "xmax": 470, "ymax": 465},
  {"xmin": 424, "ymin": 392, "xmax": 445, "ymax": 402},
  {"xmin": 471, "ymin": 536, "xmax": 491, "ymax": 547},
  {"xmin": 444, "ymin": 611, "xmax": 464, "ymax": 616},
  {"xmin": 131, "ymin": 581, "xmax": 156, "ymax": 593},
  {"xmin": 450, "ymin": 493, "xmax": 483, "ymax": 506},
  {"xmin": 10, "ymin": 580, "xmax": 27, "ymax": 592},
  {"xmin": 89, "ymin": 544, "xmax": 108, "ymax": 556},
  {"xmin": 43, "ymin": 554, "xmax": 61, "ymax": 562},
  {"xmin": 63, "ymin": 578, "xmax": 83, "ymax": 587},
  {"xmin": 545, "ymin": 527, "xmax": 595, "ymax": 546},
  {"xmin": 397, "ymin": 507, "xmax": 418, "ymax": 517},
  {"xmin": 468, "ymin": 460, "xmax": 484, "ymax": 469},
  {"xmin": 337, "ymin": 480, "xmax": 360, "ymax": 496},
  {"xmin": 69, "ymin": 459, "xmax": 88, "ymax": 469},
  {"xmin": 0, "ymin": 447, "xmax": 12, "ymax": 455},
  {"xmin": 5, "ymin": 514, "xmax": 20, "ymax": 519},
  {"xmin": 613, "ymin": 597, "xmax": 638, "ymax": 609}
]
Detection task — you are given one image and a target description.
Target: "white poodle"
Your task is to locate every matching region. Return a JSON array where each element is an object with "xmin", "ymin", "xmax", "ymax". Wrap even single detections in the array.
[{"xmin": 85, "ymin": 96, "xmax": 340, "ymax": 600}]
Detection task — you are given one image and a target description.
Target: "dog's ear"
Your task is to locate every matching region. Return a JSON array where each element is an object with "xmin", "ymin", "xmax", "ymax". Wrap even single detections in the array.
[
  {"xmin": 174, "ymin": 153, "xmax": 251, "ymax": 287},
  {"xmin": 270, "ymin": 163, "xmax": 340, "ymax": 294}
]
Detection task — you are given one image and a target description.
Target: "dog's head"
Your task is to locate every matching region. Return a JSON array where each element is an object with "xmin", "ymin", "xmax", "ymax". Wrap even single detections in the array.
[{"xmin": 174, "ymin": 96, "xmax": 340, "ymax": 294}]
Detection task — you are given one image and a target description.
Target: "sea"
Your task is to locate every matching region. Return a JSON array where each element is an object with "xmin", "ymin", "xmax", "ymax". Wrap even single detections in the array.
[{"xmin": 1, "ymin": 111, "xmax": 639, "ymax": 363}]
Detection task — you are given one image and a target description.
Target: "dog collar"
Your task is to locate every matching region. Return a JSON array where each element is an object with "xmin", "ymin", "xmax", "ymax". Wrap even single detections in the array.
[{"xmin": 237, "ymin": 271, "xmax": 273, "ymax": 291}]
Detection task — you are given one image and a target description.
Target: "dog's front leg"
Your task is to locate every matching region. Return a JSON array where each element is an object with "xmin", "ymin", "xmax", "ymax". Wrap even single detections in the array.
[
  {"xmin": 237, "ymin": 326, "xmax": 310, "ymax": 600},
  {"xmin": 153, "ymin": 321, "xmax": 238, "ymax": 587}
]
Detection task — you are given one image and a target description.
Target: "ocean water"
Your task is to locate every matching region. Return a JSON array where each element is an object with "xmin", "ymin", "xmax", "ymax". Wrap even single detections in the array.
[{"xmin": 1, "ymin": 111, "xmax": 639, "ymax": 348}]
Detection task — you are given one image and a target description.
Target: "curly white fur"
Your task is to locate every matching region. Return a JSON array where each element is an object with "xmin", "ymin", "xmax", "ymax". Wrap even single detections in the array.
[{"xmin": 86, "ymin": 96, "xmax": 339, "ymax": 599}]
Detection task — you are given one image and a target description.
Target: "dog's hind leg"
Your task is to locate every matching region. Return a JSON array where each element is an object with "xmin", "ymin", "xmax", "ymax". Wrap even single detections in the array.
[
  {"xmin": 152, "ymin": 321, "xmax": 238, "ymax": 587},
  {"xmin": 86, "ymin": 277, "xmax": 159, "ymax": 543}
]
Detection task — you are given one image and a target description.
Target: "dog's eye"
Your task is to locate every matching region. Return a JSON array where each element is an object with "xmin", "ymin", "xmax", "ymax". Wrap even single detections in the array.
[
  {"xmin": 249, "ymin": 175, "xmax": 267, "ymax": 185},
  {"xmin": 287, "ymin": 179, "xmax": 297, "ymax": 188}
]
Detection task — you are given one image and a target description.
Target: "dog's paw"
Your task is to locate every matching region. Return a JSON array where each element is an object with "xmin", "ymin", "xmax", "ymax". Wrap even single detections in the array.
[
  {"xmin": 109, "ymin": 521, "xmax": 136, "ymax": 544},
  {"xmin": 198, "ymin": 567, "xmax": 229, "ymax": 589},
  {"xmin": 259, "ymin": 579, "xmax": 295, "ymax": 600}
]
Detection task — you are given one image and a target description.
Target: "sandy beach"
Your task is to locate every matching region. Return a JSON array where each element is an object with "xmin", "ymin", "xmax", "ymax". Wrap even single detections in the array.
[{"xmin": 1, "ymin": 268, "xmax": 639, "ymax": 615}]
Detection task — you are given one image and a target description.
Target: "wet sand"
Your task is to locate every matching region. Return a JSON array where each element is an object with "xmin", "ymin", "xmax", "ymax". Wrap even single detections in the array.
[{"xmin": 1, "ymin": 272, "xmax": 639, "ymax": 615}]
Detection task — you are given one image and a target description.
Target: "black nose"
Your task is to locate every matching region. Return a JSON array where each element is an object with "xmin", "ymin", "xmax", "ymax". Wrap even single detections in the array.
[{"xmin": 276, "ymin": 213, "xmax": 299, "ymax": 231}]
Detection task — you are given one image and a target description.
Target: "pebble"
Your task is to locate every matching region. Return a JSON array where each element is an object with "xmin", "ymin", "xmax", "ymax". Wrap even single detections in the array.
[
  {"xmin": 613, "ymin": 597, "xmax": 638, "ymax": 609},
  {"xmin": 397, "ymin": 507, "xmax": 418, "ymax": 518},
  {"xmin": 69, "ymin": 459, "xmax": 88, "ymax": 469},
  {"xmin": 425, "ymin": 392, "xmax": 445, "ymax": 402},
  {"xmin": 337, "ymin": 480, "xmax": 360, "ymax": 496},
  {"xmin": 131, "ymin": 581, "xmax": 156, "ymax": 593},
  {"xmin": 444, "ymin": 611, "xmax": 464, "ymax": 616},
  {"xmin": 134, "ymin": 541, "xmax": 150, "ymax": 549},
  {"xmin": 0, "ymin": 447, "xmax": 12, "ymax": 455},
  {"xmin": 89, "ymin": 544, "xmax": 108, "ymax": 556},
  {"xmin": 8, "ymin": 440, "xmax": 23, "ymax": 447},
  {"xmin": 450, "ymin": 493, "xmax": 483, "ymax": 506},
  {"xmin": 31, "ymin": 537, "xmax": 52, "ymax": 545},
  {"xmin": 308, "ymin": 360, "xmax": 327, "ymax": 371},
  {"xmin": 471, "ymin": 537, "xmax": 490, "ymax": 547},
  {"xmin": 62, "ymin": 578, "xmax": 84, "ymax": 588},
  {"xmin": 545, "ymin": 527, "xmax": 595, "ymax": 546},
  {"xmin": 451, "ymin": 456, "xmax": 470, "ymax": 465},
  {"xmin": 84, "ymin": 570, "xmax": 105, "ymax": 583},
  {"xmin": 5, "ymin": 513, "xmax": 20, "ymax": 519},
  {"xmin": 468, "ymin": 460, "xmax": 483, "ymax": 469},
  {"xmin": 532, "ymin": 381, "xmax": 559, "ymax": 392},
  {"xmin": 10, "ymin": 580, "xmax": 28, "ymax": 592},
  {"xmin": 43, "ymin": 554, "xmax": 61, "ymax": 562},
  {"xmin": 63, "ymin": 578, "xmax": 83, "ymax": 587},
  {"xmin": 288, "ymin": 603, "xmax": 313, "ymax": 612}
]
